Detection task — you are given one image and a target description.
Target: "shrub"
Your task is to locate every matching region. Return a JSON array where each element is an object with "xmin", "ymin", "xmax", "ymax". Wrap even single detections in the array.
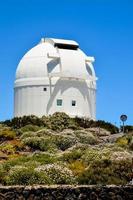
[
  {"xmin": 20, "ymin": 131, "xmax": 34, "ymax": 139},
  {"xmin": 94, "ymin": 120, "xmax": 119, "ymax": 134},
  {"xmin": 3, "ymin": 114, "xmax": 119, "ymax": 134},
  {"xmin": 20, "ymin": 123, "xmax": 78, "ymax": 152},
  {"xmin": 3, "ymin": 115, "xmax": 44, "ymax": 129},
  {"xmin": 67, "ymin": 118, "xmax": 79, "ymax": 130},
  {"xmin": 61, "ymin": 148, "xmax": 84, "ymax": 162},
  {"xmin": 41, "ymin": 116, "xmax": 51, "ymax": 128},
  {"xmin": 110, "ymin": 151, "xmax": 132, "ymax": 161},
  {"xmin": 77, "ymin": 160, "xmax": 111, "ymax": 185},
  {"xmin": 52, "ymin": 135, "xmax": 76, "ymax": 151},
  {"xmin": 19, "ymin": 125, "xmax": 41, "ymax": 133},
  {"xmin": 116, "ymin": 136, "xmax": 128, "ymax": 148},
  {"xmin": 81, "ymin": 147, "xmax": 111, "ymax": 164},
  {"xmin": 129, "ymin": 136, "xmax": 133, "ymax": 150},
  {"xmin": 49, "ymin": 112, "xmax": 71, "ymax": 131},
  {"xmin": 74, "ymin": 118, "xmax": 119, "ymax": 134},
  {"xmin": 74, "ymin": 130, "xmax": 98, "ymax": 145},
  {"xmin": 77, "ymin": 158, "xmax": 132, "ymax": 185},
  {"xmin": 111, "ymin": 159, "xmax": 132, "ymax": 183},
  {"xmin": 76, "ymin": 146, "xmax": 132, "ymax": 185},
  {"xmin": 4, "ymin": 166, "xmax": 51, "ymax": 185},
  {"xmin": 0, "ymin": 128, "xmax": 16, "ymax": 140},
  {"xmin": 74, "ymin": 117, "xmax": 93, "ymax": 128},
  {"xmin": 88, "ymin": 127, "xmax": 110, "ymax": 136},
  {"xmin": 35, "ymin": 164, "xmax": 77, "ymax": 184},
  {"xmin": 0, "ymin": 165, "xmax": 6, "ymax": 184},
  {"xmin": 31, "ymin": 153, "xmax": 57, "ymax": 164},
  {"xmin": 22, "ymin": 136, "xmax": 56, "ymax": 151},
  {"xmin": 20, "ymin": 128, "xmax": 54, "ymax": 139},
  {"xmin": 0, "ymin": 144, "xmax": 15, "ymax": 155},
  {"xmin": 121, "ymin": 125, "xmax": 133, "ymax": 133},
  {"xmin": 2, "ymin": 153, "xmax": 57, "ymax": 172},
  {"xmin": 23, "ymin": 161, "xmax": 40, "ymax": 168},
  {"xmin": 68, "ymin": 160, "xmax": 86, "ymax": 176},
  {"xmin": 8, "ymin": 139, "xmax": 24, "ymax": 151}
]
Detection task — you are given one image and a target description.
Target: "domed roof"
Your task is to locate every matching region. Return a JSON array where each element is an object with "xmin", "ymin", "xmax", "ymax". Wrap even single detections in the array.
[{"xmin": 15, "ymin": 38, "xmax": 96, "ymax": 84}]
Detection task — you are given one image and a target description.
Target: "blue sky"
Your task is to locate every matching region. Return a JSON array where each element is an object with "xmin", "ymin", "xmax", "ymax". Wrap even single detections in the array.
[{"xmin": 0, "ymin": 0, "xmax": 133, "ymax": 126}]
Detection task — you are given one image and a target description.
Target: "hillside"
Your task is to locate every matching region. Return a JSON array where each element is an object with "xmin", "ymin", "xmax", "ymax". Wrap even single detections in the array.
[{"xmin": 0, "ymin": 113, "xmax": 133, "ymax": 186}]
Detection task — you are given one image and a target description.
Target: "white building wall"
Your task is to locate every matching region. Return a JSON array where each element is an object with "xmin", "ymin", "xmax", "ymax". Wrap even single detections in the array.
[{"xmin": 14, "ymin": 79, "xmax": 96, "ymax": 119}]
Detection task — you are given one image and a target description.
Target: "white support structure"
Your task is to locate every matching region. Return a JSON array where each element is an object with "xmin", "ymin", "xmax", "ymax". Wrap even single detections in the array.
[
  {"xmin": 47, "ymin": 52, "xmax": 60, "ymax": 59},
  {"xmin": 85, "ymin": 56, "xmax": 95, "ymax": 63}
]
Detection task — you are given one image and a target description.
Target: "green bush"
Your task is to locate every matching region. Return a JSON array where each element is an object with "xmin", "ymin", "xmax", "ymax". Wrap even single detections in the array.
[
  {"xmin": 52, "ymin": 135, "xmax": 76, "ymax": 151},
  {"xmin": 67, "ymin": 118, "xmax": 79, "ymax": 130},
  {"xmin": 35, "ymin": 164, "xmax": 77, "ymax": 184},
  {"xmin": 23, "ymin": 134, "xmax": 76, "ymax": 152},
  {"xmin": 121, "ymin": 125, "xmax": 133, "ymax": 133},
  {"xmin": 41, "ymin": 115, "xmax": 51, "ymax": 128},
  {"xmin": 22, "ymin": 136, "xmax": 56, "ymax": 151},
  {"xmin": 0, "ymin": 165, "xmax": 6, "ymax": 184},
  {"xmin": 61, "ymin": 148, "xmax": 84, "ymax": 162},
  {"xmin": 0, "ymin": 128, "xmax": 16, "ymax": 140},
  {"xmin": 74, "ymin": 130, "xmax": 98, "ymax": 145},
  {"xmin": 115, "ymin": 134, "xmax": 133, "ymax": 150},
  {"xmin": 77, "ymin": 159, "xmax": 132, "ymax": 185},
  {"xmin": 82, "ymin": 147, "xmax": 111, "ymax": 164},
  {"xmin": 20, "ymin": 131, "xmax": 34, "ymax": 139},
  {"xmin": 116, "ymin": 136, "xmax": 128, "ymax": 148},
  {"xmin": 19, "ymin": 125, "xmax": 41, "ymax": 133},
  {"xmin": 20, "ymin": 128, "xmax": 53, "ymax": 140},
  {"xmin": 49, "ymin": 112, "xmax": 71, "ymax": 131},
  {"xmin": 74, "ymin": 118, "xmax": 119, "ymax": 134},
  {"xmin": 2, "ymin": 153, "xmax": 57, "ymax": 172},
  {"xmin": 0, "ymin": 144, "xmax": 15, "ymax": 155},
  {"xmin": 30, "ymin": 153, "xmax": 57, "ymax": 164},
  {"xmin": 74, "ymin": 117, "xmax": 93, "ymax": 128},
  {"xmin": 129, "ymin": 136, "xmax": 133, "ymax": 150},
  {"xmin": 3, "ymin": 115, "xmax": 44, "ymax": 129},
  {"xmin": 68, "ymin": 160, "xmax": 86, "ymax": 176},
  {"xmin": 94, "ymin": 120, "xmax": 119, "ymax": 134},
  {"xmin": 4, "ymin": 166, "xmax": 51, "ymax": 185},
  {"xmin": 77, "ymin": 146, "xmax": 132, "ymax": 185},
  {"xmin": 3, "ymin": 114, "xmax": 119, "ymax": 134}
]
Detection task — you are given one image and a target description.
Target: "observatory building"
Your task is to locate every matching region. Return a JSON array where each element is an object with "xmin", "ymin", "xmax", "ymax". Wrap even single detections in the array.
[{"xmin": 14, "ymin": 38, "xmax": 97, "ymax": 119}]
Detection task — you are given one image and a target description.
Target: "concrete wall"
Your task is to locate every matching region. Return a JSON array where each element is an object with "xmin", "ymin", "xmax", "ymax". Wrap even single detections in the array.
[
  {"xmin": 0, "ymin": 185, "xmax": 133, "ymax": 200},
  {"xmin": 14, "ymin": 78, "xmax": 96, "ymax": 119}
]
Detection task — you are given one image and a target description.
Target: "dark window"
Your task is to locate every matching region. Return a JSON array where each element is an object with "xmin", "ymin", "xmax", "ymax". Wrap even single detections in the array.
[
  {"xmin": 43, "ymin": 88, "xmax": 47, "ymax": 91},
  {"xmin": 54, "ymin": 43, "xmax": 79, "ymax": 50},
  {"xmin": 57, "ymin": 99, "xmax": 62, "ymax": 106},
  {"xmin": 72, "ymin": 100, "xmax": 76, "ymax": 106}
]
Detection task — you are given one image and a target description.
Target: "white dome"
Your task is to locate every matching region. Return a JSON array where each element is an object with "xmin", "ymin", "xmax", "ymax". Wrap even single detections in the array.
[
  {"xmin": 15, "ymin": 38, "xmax": 96, "ymax": 83},
  {"xmin": 14, "ymin": 38, "xmax": 97, "ymax": 119},
  {"xmin": 16, "ymin": 42, "xmax": 56, "ymax": 79}
]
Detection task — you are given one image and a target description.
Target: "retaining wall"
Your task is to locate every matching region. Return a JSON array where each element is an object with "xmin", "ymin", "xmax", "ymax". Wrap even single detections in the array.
[{"xmin": 0, "ymin": 185, "xmax": 133, "ymax": 200}]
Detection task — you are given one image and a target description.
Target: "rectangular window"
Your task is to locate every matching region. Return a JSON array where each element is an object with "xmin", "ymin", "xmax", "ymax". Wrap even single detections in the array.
[
  {"xmin": 72, "ymin": 100, "xmax": 76, "ymax": 106},
  {"xmin": 57, "ymin": 99, "xmax": 62, "ymax": 106}
]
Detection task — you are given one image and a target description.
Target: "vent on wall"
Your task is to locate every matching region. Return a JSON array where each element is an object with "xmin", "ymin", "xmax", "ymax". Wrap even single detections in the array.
[{"xmin": 54, "ymin": 43, "xmax": 79, "ymax": 50}]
